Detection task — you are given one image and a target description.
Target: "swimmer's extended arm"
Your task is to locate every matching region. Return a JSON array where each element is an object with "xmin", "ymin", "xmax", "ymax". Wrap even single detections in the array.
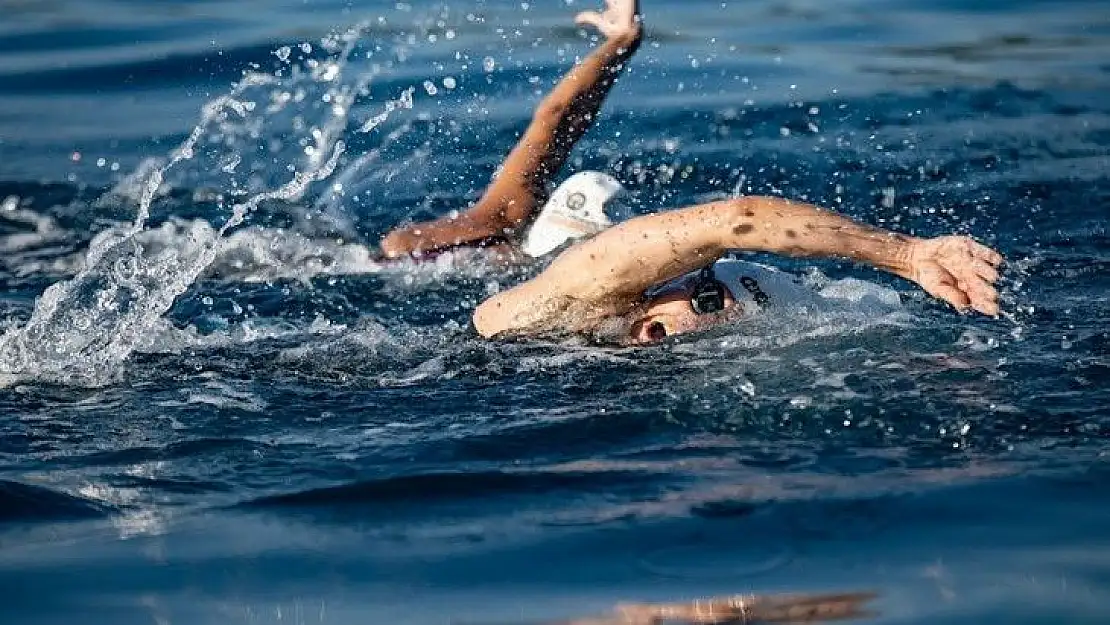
[
  {"xmin": 473, "ymin": 196, "xmax": 1003, "ymax": 337},
  {"xmin": 380, "ymin": 0, "xmax": 643, "ymax": 258}
]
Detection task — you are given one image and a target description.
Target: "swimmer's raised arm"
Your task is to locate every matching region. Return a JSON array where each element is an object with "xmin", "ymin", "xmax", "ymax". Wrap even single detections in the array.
[
  {"xmin": 380, "ymin": 0, "xmax": 643, "ymax": 258},
  {"xmin": 473, "ymin": 196, "xmax": 1004, "ymax": 337}
]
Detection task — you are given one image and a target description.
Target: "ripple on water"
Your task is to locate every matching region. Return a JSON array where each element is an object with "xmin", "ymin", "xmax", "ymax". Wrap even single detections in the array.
[{"xmin": 0, "ymin": 1, "xmax": 1108, "ymax": 623}]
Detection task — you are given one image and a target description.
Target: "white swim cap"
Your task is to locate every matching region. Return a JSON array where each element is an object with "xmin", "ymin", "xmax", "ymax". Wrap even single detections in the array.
[
  {"xmin": 521, "ymin": 171, "xmax": 623, "ymax": 258},
  {"xmin": 646, "ymin": 258, "xmax": 816, "ymax": 309},
  {"xmin": 708, "ymin": 258, "xmax": 772, "ymax": 307}
]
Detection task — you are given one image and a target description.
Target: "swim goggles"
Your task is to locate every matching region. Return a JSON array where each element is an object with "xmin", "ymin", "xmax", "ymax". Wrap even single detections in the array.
[{"xmin": 689, "ymin": 265, "xmax": 728, "ymax": 314}]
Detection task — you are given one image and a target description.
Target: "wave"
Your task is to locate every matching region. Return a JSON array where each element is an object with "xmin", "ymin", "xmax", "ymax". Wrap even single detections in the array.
[
  {"xmin": 0, "ymin": 480, "xmax": 114, "ymax": 523},
  {"xmin": 45, "ymin": 436, "xmax": 273, "ymax": 470},
  {"xmin": 236, "ymin": 466, "xmax": 664, "ymax": 511}
]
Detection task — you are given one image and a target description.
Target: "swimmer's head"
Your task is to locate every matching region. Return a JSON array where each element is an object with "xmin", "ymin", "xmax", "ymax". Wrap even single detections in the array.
[
  {"xmin": 627, "ymin": 259, "xmax": 762, "ymax": 344},
  {"xmin": 521, "ymin": 171, "xmax": 625, "ymax": 258}
]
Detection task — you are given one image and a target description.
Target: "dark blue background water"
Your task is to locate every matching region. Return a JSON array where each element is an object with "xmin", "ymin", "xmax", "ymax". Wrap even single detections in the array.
[{"xmin": 1, "ymin": 1, "xmax": 1109, "ymax": 623}]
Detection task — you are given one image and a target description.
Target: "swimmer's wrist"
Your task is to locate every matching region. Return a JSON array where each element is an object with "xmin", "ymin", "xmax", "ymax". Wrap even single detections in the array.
[
  {"xmin": 835, "ymin": 224, "xmax": 920, "ymax": 280},
  {"xmin": 610, "ymin": 25, "xmax": 642, "ymax": 45},
  {"xmin": 892, "ymin": 235, "xmax": 924, "ymax": 281}
]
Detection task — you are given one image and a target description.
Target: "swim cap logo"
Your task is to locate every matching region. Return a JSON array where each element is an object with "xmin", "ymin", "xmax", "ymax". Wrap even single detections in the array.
[
  {"xmin": 566, "ymin": 192, "xmax": 587, "ymax": 211},
  {"xmin": 739, "ymin": 276, "xmax": 770, "ymax": 305}
]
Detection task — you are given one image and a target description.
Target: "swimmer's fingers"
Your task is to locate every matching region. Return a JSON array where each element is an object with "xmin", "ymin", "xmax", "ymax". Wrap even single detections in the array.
[
  {"xmin": 939, "ymin": 256, "xmax": 1000, "ymax": 316},
  {"xmin": 573, "ymin": 11, "xmax": 622, "ymax": 38},
  {"xmin": 931, "ymin": 279, "xmax": 972, "ymax": 314},
  {"xmin": 574, "ymin": 11, "xmax": 607, "ymax": 32},
  {"xmin": 970, "ymin": 257, "xmax": 1000, "ymax": 283},
  {"xmin": 917, "ymin": 262, "xmax": 974, "ymax": 314},
  {"xmin": 914, "ymin": 236, "xmax": 1001, "ymax": 317},
  {"xmin": 968, "ymin": 239, "xmax": 1004, "ymax": 267},
  {"xmin": 574, "ymin": 0, "xmax": 641, "ymax": 39},
  {"xmin": 960, "ymin": 277, "xmax": 1001, "ymax": 316}
]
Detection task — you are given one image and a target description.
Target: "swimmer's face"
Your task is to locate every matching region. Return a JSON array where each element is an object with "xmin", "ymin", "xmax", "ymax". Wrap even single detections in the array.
[{"xmin": 628, "ymin": 276, "xmax": 742, "ymax": 344}]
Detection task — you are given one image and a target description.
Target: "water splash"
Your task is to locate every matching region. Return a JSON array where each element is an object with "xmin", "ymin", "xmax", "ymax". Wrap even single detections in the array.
[{"xmin": 0, "ymin": 24, "xmax": 416, "ymax": 386}]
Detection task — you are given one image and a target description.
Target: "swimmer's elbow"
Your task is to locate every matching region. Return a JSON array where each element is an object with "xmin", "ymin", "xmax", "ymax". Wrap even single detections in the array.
[
  {"xmin": 473, "ymin": 280, "xmax": 547, "ymax": 339},
  {"xmin": 472, "ymin": 299, "xmax": 503, "ymax": 339}
]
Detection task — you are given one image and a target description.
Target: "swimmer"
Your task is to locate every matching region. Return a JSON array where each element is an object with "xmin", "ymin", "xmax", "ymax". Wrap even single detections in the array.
[
  {"xmin": 472, "ymin": 195, "xmax": 1004, "ymax": 344},
  {"xmin": 379, "ymin": 0, "xmax": 1004, "ymax": 345},
  {"xmin": 379, "ymin": 0, "xmax": 643, "ymax": 260}
]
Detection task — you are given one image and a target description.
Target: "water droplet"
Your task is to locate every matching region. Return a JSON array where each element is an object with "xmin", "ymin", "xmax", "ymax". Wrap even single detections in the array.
[
  {"xmin": 881, "ymin": 187, "xmax": 896, "ymax": 208},
  {"xmin": 789, "ymin": 396, "xmax": 811, "ymax": 409}
]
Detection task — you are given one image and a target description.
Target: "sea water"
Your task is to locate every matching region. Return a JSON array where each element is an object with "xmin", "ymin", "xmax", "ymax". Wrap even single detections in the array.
[{"xmin": 0, "ymin": 1, "xmax": 1108, "ymax": 623}]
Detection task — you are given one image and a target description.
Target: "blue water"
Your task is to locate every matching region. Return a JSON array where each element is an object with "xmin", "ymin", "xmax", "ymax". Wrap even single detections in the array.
[{"xmin": 1, "ymin": 1, "xmax": 1109, "ymax": 623}]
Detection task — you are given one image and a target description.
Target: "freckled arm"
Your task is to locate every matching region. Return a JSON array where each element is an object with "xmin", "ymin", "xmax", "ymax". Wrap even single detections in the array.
[
  {"xmin": 474, "ymin": 195, "xmax": 1003, "ymax": 337},
  {"xmin": 491, "ymin": 196, "xmax": 917, "ymax": 303},
  {"xmin": 719, "ymin": 196, "xmax": 919, "ymax": 278}
]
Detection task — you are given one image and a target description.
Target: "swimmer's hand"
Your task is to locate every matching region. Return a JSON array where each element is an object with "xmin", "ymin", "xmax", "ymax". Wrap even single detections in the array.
[
  {"xmin": 575, "ymin": 0, "xmax": 642, "ymax": 41},
  {"xmin": 381, "ymin": 226, "xmax": 450, "ymax": 259},
  {"xmin": 379, "ymin": 229, "xmax": 417, "ymax": 259},
  {"xmin": 906, "ymin": 236, "xmax": 1003, "ymax": 316}
]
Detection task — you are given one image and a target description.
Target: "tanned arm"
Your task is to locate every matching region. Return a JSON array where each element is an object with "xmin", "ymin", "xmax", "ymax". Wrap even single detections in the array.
[
  {"xmin": 379, "ymin": 0, "xmax": 643, "ymax": 258},
  {"xmin": 473, "ymin": 196, "xmax": 1004, "ymax": 337}
]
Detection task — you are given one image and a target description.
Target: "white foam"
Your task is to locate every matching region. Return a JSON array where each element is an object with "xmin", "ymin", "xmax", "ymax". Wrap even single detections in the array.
[{"xmin": 0, "ymin": 24, "xmax": 414, "ymax": 387}]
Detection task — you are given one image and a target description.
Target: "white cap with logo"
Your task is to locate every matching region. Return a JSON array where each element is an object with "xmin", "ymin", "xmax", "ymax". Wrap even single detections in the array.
[{"xmin": 521, "ymin": 171, "xmax": 624, "ymax": 258}]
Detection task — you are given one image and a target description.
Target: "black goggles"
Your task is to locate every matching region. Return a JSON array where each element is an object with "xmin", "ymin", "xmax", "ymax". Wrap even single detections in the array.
[{"xmin": 689, "ymin": 265, "xmax": 727, "ymax": 314}]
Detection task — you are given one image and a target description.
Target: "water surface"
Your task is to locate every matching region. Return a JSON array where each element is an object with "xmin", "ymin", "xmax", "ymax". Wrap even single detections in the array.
[{"xmin": 1, "ymin": 1, "xmax": 1108, "ymax": 624}]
